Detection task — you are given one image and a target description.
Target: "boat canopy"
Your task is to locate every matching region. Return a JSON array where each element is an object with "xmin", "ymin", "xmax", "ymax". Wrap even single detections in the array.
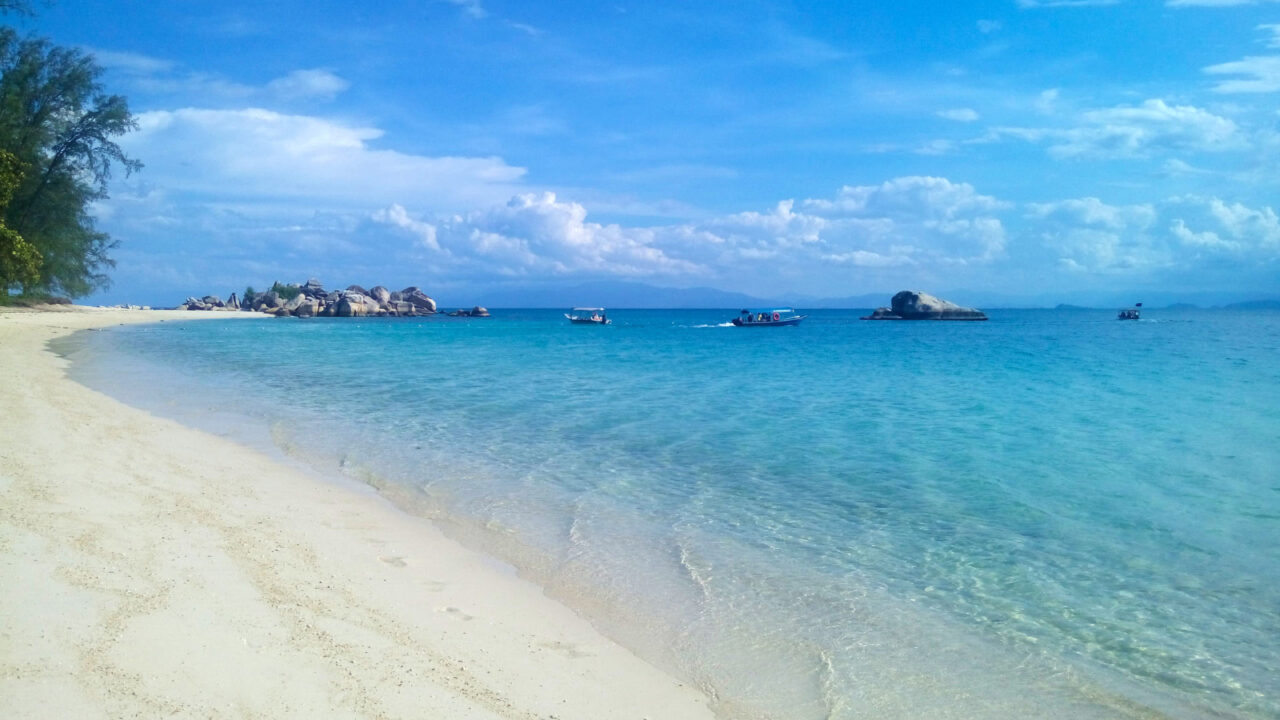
[
  {"xmin": 571, "ymin": 307, "xmax": 606, "ymax": 312},
  {"xmin": 740, "ymin": 308, "xmax": 796, "ymax": 314}
]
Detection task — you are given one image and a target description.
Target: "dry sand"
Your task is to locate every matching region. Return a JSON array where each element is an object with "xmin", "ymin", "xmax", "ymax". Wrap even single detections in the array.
[{"xmin": 0, "ymin": 307, "xmax": 716, "ymax": 719}]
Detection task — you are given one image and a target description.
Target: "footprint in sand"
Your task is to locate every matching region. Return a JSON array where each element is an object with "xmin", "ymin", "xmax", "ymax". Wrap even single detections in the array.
[
  {"xmin": 437, "ymin": 606, "xmax": 475, "ymax": 621},
  {"xmin": 378, "ymin": 555, "xmax": 408, "ymax": 567},
  {"xmin": 538, "ymin": 640, "xmax": 593, "ymax": 659}
]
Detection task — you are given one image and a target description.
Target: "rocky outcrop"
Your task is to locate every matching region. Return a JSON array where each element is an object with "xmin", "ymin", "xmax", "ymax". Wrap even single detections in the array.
[
  {"xmin": 861, "ymin": 307, "xmax": 899, "ymax": 320},
  {"xmin": 302, "ymin": 278, "xmax": 326, "ymax": 297},
  {"xmin": 861, "ymin": 291, "xmax": 987, "ymax": 321},
  {"xmin": 180, "ymin": 279, "xmax": 447, "ymax": 319},
  {"xmin": 336, "ymin": 291, "xmax": 377, "ymax": 317},
  {"xmin": 254, "ymin": 291, "xmax": 283, "ymax": 312},
  {"xmin": 180, "ymin": 294, "xmax": 233, "ymax": 311},
  {"xmin": 401, "ymin": 286, "xmax": 437, "ymax": 314}
]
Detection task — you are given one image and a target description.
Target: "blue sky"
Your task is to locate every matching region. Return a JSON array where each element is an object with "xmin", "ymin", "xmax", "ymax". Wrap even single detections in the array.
[{"xmin": 16, "ymin": 0, "xmax": 1280, "ymax": 306}]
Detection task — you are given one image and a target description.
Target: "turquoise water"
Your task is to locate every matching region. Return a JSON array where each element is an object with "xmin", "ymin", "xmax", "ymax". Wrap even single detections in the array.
[{"xmin": 66, "ymin": 309, "xmax": 1280, "ymax": 718}]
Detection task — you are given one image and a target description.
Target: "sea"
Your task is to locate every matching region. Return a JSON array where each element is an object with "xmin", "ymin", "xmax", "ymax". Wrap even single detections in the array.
[{"xmin": 58, "ymin": 308, "xmax": 1280, "ymax": 719}]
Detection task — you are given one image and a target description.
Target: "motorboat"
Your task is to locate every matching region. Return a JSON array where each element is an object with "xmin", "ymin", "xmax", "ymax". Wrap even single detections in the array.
[
  {"xmin": 1118, "ymin": 302, "xmax": 1141, "ymax": 320},
  {"xmin": 565, "ymin": 307, "xmax": 611, "ymax": 325},
  {"xmin": 731, "ymin": 308, "xmax": 807, "ymax": 326}
]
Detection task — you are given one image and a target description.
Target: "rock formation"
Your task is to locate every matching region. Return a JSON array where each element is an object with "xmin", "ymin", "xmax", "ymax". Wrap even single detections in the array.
[
  {"xmin": 180, "ymin": 279, "xmax": 448, "ymax": 318},
  {"xmin": 861, "ymin": 291, "xmax": 987, "ymax": 321}
]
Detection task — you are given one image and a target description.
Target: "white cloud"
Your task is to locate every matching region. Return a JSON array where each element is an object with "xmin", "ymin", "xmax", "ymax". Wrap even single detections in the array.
[
  {"xmin": 117, "ymin": 108, "xmax": 527, "ymax": 217},
  {"xmin": 1205, "ymin": 56, "xmax": 1280, "ymax": 93},
  {"xmin": 372, "ymin": 204, "xmax": 439, "ymax": 250},
  {"xmin": 96, "ymin": 52, "xmax": 353, "ymax": 105},
  {"xmin": 994, "ymin": 99, "xmax": 1239, "ymax": 158},
  {"xmin": 1021, "ymin": 195, "xmax": 1280, "ymax": 273},
  {"xmin": 367, "ymin": 178, "xmax": 1010, "ymax": 288},
  {"xmin": 89, "ymin": 49, "xmax": 175, "ymax": 74},
  {"xmin": 1260, "ymin": 24, "xmax": 1280, "ymax": 48},
  {"xmin": 1027, "ymin": 197, "xmax": 1157, "ymax": 230},
  {"xmin": 414, "ymin": 192, "xmax": 703, "ymax": 278},
  {"xmin": 265, "ymin": 69, "xmax": 351, "ymax": 101},
  {"xmin": 1035, "ymin": 88, "xmax": 1060, "ymax": 115},
  {"xmin": 937, "ymin": 108, "xmax": 980, "ymax": 122},
  {"xmin": 977, "ymin": 20, "xmax": 1003, "ymax": 34}
]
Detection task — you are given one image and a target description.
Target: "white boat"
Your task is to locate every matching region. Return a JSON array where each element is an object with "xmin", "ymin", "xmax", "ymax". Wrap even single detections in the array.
[
  {"xmin": 565, "ymin": 307, "xmax": 611, "ymax": 325},
  {"xmin": 731, "ymin": 308, "xmax": 807, "ymax": 326}
]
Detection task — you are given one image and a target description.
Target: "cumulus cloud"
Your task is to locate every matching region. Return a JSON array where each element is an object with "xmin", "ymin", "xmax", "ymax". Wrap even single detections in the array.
[
  {"xmin": 1022, "ymin": 195, "xmax": 1280, "ymax": 273},
  {"xmin": 372, "ymin": 204, "xmax": 439, "ymax": 250},
  {"xmin": 993, "ymin": 99, "xmax": 1239, "ymax": 158},
  {"xmin": 362, "ymin": 178, "xmax": 1011, "ymax": 289},
  {"xmin": 120, "ymin": 108, "xmax": 527, "ymax": 210}
]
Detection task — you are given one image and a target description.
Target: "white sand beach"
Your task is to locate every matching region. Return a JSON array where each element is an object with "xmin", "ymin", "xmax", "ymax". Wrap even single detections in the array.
[{"xmin": 0, "ymin": 307, "xmax": 716, "ymax": 719}]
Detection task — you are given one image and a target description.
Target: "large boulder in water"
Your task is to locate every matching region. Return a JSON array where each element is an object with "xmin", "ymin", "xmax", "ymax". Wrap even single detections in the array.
[
  {"xmin": 369, "ymin": 285, "xmax": 391, "ymax": 304},
  {"xmin": 860, "ymin": 307, "xmax": 902, "ymax": 320},
  {"xmin": 888, "ymin": 290, "xmax": 987, "ymax": 321},
  {"xmin": 400, "ymin": 286, "xmax": 437, "ymax": 313}
]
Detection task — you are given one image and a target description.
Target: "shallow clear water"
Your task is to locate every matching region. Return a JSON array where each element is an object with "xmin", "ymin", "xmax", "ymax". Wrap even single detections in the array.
[{"xmin": 64, "ymin": 309, "xmax": 1280, "ymax": 719}]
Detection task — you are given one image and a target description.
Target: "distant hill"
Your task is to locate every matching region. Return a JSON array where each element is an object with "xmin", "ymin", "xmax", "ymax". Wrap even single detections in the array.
[{"xmin": 1054, "ymin": 303, "xmax": 1094, "ymax": 310}]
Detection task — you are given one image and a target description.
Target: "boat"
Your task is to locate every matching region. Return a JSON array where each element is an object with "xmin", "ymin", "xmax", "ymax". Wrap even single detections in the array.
[
  {"xmin": 565, "ymin": 307, "xmax": 611, "ymax": 325},
  {"xmin": 1118, "ymin": 302, "xmax": 1142, "ymax": 320},
  {"xmin": 731, "ymin": 308, "xmax": 807, "ymax": 327}
]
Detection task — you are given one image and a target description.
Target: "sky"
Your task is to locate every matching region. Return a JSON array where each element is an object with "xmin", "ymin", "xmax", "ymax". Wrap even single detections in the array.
[{"xmin": 13, "ymin": 0, "xmax": 1280, "ymax": 307}]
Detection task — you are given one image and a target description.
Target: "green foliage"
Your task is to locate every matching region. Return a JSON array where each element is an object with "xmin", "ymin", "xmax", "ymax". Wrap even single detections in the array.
[
  {"xmin": 244, "ymin": 285, "xmax": 256, "ymax": 303},
  {"xmin": 0, "ymin": 148, "xmax": 38, "ymax": 292},
  {"xmin": 0, "ymin": 28, "xmax": 138, "ymax": 298},
  {"xmin": 270, "ymin": 281, "xmax": 301, "ymax": 301}
]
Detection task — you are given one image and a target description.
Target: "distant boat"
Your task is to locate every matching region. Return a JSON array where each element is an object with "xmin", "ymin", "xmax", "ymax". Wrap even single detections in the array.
[
  {"xmin": 565, "ymin": 307, "xmax": 611, "ymax": 325},
  {"xmin": 731, "ymin": 308, "xmax": 807, "ymax": 327},
  {"xmin": 1118, "ymin": 302, "xmax": 1142, "ymax": 320}
]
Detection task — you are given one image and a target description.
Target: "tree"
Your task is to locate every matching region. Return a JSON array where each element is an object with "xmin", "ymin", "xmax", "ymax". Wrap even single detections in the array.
[
  {"xmin": 0, "ymin": 27, "xmax": 139, "ymax": 297},
  {"xmin": 0, "ymin": 148, "xmax": 39, "ymax": 291}
]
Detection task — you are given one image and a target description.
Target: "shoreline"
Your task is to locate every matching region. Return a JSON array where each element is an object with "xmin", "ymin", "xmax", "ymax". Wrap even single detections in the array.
[{"xmin": 0, "ymin": 307, "xmax": 716, "ymax": 719}]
